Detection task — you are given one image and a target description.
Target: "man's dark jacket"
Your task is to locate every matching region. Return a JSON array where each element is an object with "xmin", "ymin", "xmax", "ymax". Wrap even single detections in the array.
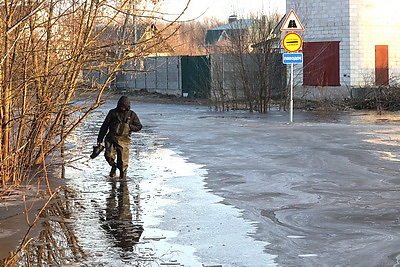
[{"xmin": 97, "ymin": 96, "xmax": 142, "ymax": 143}]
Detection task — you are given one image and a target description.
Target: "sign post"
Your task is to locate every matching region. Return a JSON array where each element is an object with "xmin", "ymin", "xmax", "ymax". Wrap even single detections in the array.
[
  {"xmin": 280, "ymin": 9, "xmax": 304, "ymax": 123},
  {"xmin": 290, "ymin": 62, "xmax": 294, "ymax": 122}
]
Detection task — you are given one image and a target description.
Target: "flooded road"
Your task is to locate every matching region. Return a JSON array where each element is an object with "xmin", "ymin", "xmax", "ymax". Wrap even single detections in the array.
[
  {"xmin": 63, "ymin": 97, "xmax": 400, "ymax": 266},
  {"xmin": 65, "ymin": 97, "xmax": 276, "ymax": 266}
]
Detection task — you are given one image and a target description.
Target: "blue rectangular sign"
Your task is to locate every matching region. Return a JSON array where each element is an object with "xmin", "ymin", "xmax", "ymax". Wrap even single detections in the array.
[{"xmin": 283, "ymin": 53, "xmax": 303, "ymax": 64}]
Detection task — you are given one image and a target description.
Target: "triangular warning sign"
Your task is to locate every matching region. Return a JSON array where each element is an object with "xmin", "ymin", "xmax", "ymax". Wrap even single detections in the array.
[{"xmin": 280, "ymin": 9, "xmax": 304, "ymax": 31}]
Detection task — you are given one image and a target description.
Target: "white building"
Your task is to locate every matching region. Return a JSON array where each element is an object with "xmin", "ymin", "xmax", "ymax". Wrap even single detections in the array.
[{"xmin": 286, "ymin": 0, "xmax": 400, "ymax": 99}]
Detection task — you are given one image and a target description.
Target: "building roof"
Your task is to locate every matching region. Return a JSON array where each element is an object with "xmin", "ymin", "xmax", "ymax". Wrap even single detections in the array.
[
  {"xmin": 209, "ymin": 19, "xmax": 256, "ymax": 31},
  {"xmin": 205, "ymin": 19, "xmax": 256, "ymax": 46}
]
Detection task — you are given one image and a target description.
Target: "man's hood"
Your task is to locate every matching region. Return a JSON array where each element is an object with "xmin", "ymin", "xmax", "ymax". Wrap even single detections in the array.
[{"xmin": 117, "ymin": 96, "xmax": 130, "ymax": 110}]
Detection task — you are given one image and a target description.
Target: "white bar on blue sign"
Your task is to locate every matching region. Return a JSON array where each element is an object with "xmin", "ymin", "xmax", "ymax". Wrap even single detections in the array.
[{"xmin": 283, "ymin": 53, "xmax": 303, "ymax": 64}]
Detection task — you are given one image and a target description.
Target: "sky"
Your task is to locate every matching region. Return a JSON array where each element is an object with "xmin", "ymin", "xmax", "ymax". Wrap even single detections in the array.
[{"xmin": 160, "ymin": 0, "xmax": 286, "ymax": 22}]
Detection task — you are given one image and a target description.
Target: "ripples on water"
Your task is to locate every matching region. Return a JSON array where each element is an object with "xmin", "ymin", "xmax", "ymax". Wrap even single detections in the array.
[
  {"xmin": 304, "ymin": 110, "xmax": 400, "ymax": 162},
  {"xmin": 12, "ymin": 106, "xmax": 400, "ymax": 266}
]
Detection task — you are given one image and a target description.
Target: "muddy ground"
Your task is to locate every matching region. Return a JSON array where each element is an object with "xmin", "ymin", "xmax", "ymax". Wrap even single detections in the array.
[{"xmin": 2, "ymin": 93, "xmax": 400, "ymax": 266}]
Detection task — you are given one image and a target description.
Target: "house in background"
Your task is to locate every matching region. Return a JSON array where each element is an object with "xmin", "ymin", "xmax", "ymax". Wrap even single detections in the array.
[
  {"xmin": 286, "ymin": 0, "xmax": 400, "ymax": 99},
  {"xmin": 205, "ymin": 15, "xmax": 257, "ymax": 53}
]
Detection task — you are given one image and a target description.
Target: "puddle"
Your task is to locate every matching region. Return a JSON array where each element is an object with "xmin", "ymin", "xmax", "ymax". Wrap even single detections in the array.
[
  {"xmin": 61, "ymin": 108, "xmax": 201, "ymax": 266},
  {"xmin": 6, "ymin": 102, "xmax": 400, "ymax": 267},
  {"xmin": 62, "ymin": 102, "xmax": 277, "ymax": 266},
  {"xmin": 9, "ymin": 187, "xmax": 86, "ymax": 266},
  {"xmin": 2, "ymin": 102, "xmax": 301, "ymax": 266}
]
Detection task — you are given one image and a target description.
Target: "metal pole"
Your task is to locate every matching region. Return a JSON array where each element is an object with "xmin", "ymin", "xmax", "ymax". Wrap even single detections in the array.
[{"xmin": 290, "ymin": 63, "xmax": 294, "ymax": 123}]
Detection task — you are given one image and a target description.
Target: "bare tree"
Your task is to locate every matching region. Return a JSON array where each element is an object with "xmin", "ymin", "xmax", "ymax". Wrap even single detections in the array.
[
  {"xmin": 0, "ymin": 0, "xmax": 186, "ymax": 187},
  {"xmin": 0, "ymin": 1, "xmax": 191, "ymax": 264},
  {"xmin": 151, "ymin": 17, "xmax": 222, "ymax": 56},
  {"xmin": 208, "ymin": 13, "xmax": 286, "ymax": 112}
]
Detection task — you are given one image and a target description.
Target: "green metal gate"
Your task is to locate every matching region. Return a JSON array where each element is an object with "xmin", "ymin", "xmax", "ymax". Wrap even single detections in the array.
[{"xmin": 181, "ymin": 56, "xmax": 211, "ymax": 98}]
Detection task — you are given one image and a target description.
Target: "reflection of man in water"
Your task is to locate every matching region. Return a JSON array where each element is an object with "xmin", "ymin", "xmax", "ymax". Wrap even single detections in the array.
[
  {"xmin": 97, "ymin": 96, "xmax": 142, "ymax": 178},
  {"xmin": 101, "ymin": 179, "xmax": 143, "ymax": 252}
]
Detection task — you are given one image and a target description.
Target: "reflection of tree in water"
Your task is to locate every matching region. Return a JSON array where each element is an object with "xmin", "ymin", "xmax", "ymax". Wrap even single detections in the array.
[
  {"xmin": 2, "ymin": 187, "xmax": 86, "ymax": 266},
  {"xmin": 101, "ymin": 178, "xmax": 143, "ymax": 253}
]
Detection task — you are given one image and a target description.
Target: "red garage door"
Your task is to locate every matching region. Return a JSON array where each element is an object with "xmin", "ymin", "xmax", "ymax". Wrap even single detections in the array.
[{"xmin": 303, "ymin": 41, "xmax": 340, "ymax": 86}]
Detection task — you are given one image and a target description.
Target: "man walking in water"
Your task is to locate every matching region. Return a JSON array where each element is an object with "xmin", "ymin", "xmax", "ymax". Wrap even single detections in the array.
[{"xmin": 97, "ymin": 96, "xmax": 142, "ymax": 178}]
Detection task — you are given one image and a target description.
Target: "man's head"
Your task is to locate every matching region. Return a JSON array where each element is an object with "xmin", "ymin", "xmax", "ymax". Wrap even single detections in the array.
[{"xmin": 117, "ymin": 96, "xmax": 130, "ymax": 111}]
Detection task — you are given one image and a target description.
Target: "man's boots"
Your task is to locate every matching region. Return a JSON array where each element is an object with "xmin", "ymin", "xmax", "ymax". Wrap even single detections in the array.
[{"xmin": 109, "ymin": 165, "xmax": 117, "ymax": 178}]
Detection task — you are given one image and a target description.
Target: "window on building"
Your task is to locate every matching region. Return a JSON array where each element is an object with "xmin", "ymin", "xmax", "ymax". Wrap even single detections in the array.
[
  {"xmin": 375, "ymin": 45, "xmax": 389, "ymax": 86},
  {"xmin": 303, "ymin": 41, "xmax": 340, "ymax": 86}
]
